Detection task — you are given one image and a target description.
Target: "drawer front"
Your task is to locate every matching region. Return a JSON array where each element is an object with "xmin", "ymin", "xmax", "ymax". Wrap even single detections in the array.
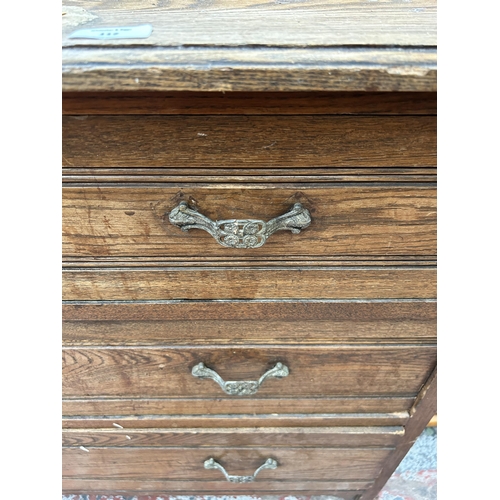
[
  {"xmin": 62, "ymin": 446, "xmax": 391, "ymax": 489},
  {"xmin": 62, "ymin": 425, "xmax": 403, "ymax": 496},
  {"xmin": 62, "ymin": 300, "xmax": 437, "ymax": 346},
  {"xmin": 62, "ymin": 346, "xmax": 436, "ymax": 399},
  {"xmin": 62, "ymin": 114, "xmax": 436, "ymax": 168},
  {"xmin": 62, "ymin": 185, "xmax": 436, "ymax": 258}
]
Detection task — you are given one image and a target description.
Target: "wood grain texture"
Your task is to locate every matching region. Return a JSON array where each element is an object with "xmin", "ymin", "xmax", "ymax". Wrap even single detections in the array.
[
  {"xmin": 360, "ymin": 368, "xmax": 437, "ymax": 500},
  {"xmin": 62, "ymin": 0, "xmax": 436, "ymax": 92},
  {"xmin": 63, "ymin": 47, "xmax": 436, "ymax": 93},
  {"xmin": 65, "ymin": 0, "xmax": 344, "ymax": 8},
  {"xmin": 62, "ymin": 300, "xmax": 437, "ymax": 346},
  {"xmin": 62, "ymin": 446, "xmax": 393, "ymax": 480},
  {"xmin": 64, "ymin": 46, "xmax": 437, "ymax": 93},
  {"xmin": 62, "ymin": 115, "xmax": 436, "ymax": 167},
  {"xmin": 62, "ymin": 185, "xmax": 436, "ymax": 258},
  {"xmin": 63, "ymin": 397, "xmax": 415, "ymax": 417},
  {"xmin": 62, "ymin": 299, "xmax": 436, "ymax": 322},
  {"xmin": 62, "ymin": 92, "xmax": 437, "ymax": 116},
  {"xmin": 62, "ymin": 426, "xmax": 404, "ymax": 448},
  {"xmin": 62, "ymin": 3, "xmax": 436, "ymax": 47},
  {"xmin": 62, "ymin": 346, "xmax": 436, "ymax": 399},
  {"xmin": 63, "ymin": 479, "xmax": 367, "ymax": 497},
  {"xmin": 63, "ymin": 318, "xmax": 436, "ymax": 346},
  {"xmin": 62, "ymin": 0, "xmax": 434, "ymax": 12},
  {"xmin": 62, "ymin": 267, "xmax": 436, "ymax": 301},
  {"xmin": 63, "ymin": 412, "xmax": 410, "ymax": 429}
]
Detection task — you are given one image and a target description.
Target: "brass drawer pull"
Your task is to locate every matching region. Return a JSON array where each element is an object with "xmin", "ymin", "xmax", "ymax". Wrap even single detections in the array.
[
  {"xmin": 204, "ymin": 457, "xmax": 278, "ymax": 483},
  {"xmin": 169, "ymin": 201, "xmax": 311, "ymax": 248},
  {"xmin": 191, "ymin": 361, "xmax": 289, "ymax": 396}
]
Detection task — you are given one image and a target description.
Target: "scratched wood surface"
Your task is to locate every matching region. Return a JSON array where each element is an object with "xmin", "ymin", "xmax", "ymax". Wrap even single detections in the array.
[
  {"xmin": 62, "ymin": 345, "xmax": 436, "ymax": 398},
  {"xmin": 63, "ymin": 47, "xmax": 436, "ymax": 92},
  {"xmin": 62, "ymin": 185, "xmax": 436, "ymax": 258},
  {"xmin": 62, "ymin": 425, "xmax": 404, "ymax": 448},
  {"xmin": 62, "ymin": 0, "xmax": 436, "ymax": 91},
  {"xmin": 63, "ymin": 115, "xmax": 436, "ymax": 168},
  {"xmin": 63, "ymin": 411, "xmax": 410, "ymax": 429}
]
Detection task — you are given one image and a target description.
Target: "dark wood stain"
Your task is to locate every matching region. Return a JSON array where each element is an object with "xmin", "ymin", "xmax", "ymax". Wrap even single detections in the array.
[{"xmin": 62, "ymin": 115, "xmax": 436, "ymax": 168}]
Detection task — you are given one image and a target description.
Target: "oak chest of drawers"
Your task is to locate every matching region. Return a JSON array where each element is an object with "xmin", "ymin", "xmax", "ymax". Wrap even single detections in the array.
[{"xmin": 62, "ymin": 2, "xmax": 437, "ymax": 499}]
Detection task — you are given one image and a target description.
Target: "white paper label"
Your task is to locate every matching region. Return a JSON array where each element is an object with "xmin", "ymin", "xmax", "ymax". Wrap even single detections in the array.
[{"xmin": 68, "ymin": 24, "xmax": 153, "ymax": 40}]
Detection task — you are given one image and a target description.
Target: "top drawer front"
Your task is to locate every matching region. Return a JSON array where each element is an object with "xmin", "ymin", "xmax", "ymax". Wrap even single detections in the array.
[{"xmin": 62, "ymin": 115, "xmax": 436, "ymax": 168}]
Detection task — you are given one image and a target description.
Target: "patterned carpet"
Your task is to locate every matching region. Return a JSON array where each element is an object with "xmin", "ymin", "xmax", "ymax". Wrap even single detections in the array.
[
  {"xmin": 63, "ymin": 427, "xmax": 437, "ymax": 500},
  {"xmin": 374, "ymin": 426, "xmax": 437, "ymax": 500}
]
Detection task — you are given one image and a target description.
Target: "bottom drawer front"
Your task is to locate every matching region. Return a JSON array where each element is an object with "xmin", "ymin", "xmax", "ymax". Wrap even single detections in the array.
[{"xmin": 62, "ymin": 446, "xmax": 391, "ymax": 482}]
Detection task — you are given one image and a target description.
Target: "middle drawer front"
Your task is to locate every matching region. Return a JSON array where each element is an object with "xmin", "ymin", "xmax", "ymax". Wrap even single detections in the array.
[
  {"xmin": 62, "ymin": 184, "xmax": 436, "ymax": 258},
  {"xmin": 63, "ymin": 345, "xmax": 436, "ymax": 399}
]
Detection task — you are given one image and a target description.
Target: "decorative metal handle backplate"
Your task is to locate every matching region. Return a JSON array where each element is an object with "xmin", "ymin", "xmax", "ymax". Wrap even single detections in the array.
[
  {"xmin": 168, "ymin": 201, "xmax": 311, "ymax": 248},
  {"xmin": 204, "ymin": 457, "xmax": 278, "ymax": 483},
  {"xmin": 191, "ymin": 362, "xmax": 289, "ymax": 396}
]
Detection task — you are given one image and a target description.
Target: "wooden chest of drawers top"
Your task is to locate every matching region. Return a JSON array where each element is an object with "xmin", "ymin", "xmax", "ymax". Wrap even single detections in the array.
[{"xmin": 62, "ymin": 0, "xmax": 436, "ymax": 93}]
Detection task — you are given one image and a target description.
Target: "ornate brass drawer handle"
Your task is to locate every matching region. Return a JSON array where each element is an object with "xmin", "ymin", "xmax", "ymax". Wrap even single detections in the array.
[
  {"xmin": 191, "ymin": 362, "xmax": 289, "ymax": 396},
  {"xmin": 168, "ymin": 201, "xmax": 311, "ymax": 248},
  {"xmin": 204, "ymin": 457, "xmax": 278, "ymax": 483}
]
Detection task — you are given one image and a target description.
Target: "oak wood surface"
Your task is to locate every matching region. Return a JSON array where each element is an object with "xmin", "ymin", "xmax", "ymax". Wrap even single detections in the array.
[
  {"xmin": 62, "ymin": 345, "xmax": 436, "ymax": 399},
  {"xmin": 63, "ymin": 300, "xmax": 436, "ymax": 346},
  {"xmin": 62, "ymin": 446, "xmax": 393, "ymax": 480},
  {"xmin": 62, "ymin": 0, "xmax": 436, "ymax": 92},
  {"xmin": 63, "ymin": 267, "xmax": 436, "ymax": 301},
  {"xmin": 63, "ymin": 479, "xmax": 367, "ymax": 497},
  {"xmin": 62, "ymin": 115, "xmax": 437, "ymax": 167},
  {"xmin": 62, "ymin": 92, "xmax": 437, "ymax": 116},
  {"xmin": 62, "ymin": 0, "xmax": 433, "ymax": 9},
  {"xmin": 62, "ymin": 426, "xmax": 404, "ymax": 448},
  {"xmin": 62, "ymin": 299, "xmax": 436, "ymax": 322},
  {"xmin": 62, "ymin": 47, "xmax": 436, "ymax": 93},
  {"xmin": 62, "ymin": 185, "xmax": 436, "ymax": 258},
  {"xmin": 63, "ymin": 318, "xmax": 436, "ymax": 346},
  {"xmin": 62, "ymin": 1, "xmax": 436, "ymax": 47},
  {"xmin": 63, "ymin": 412, "xmax": 410, "ymax": 429},
  {"xmin": 63, "ymin": 397, "xmax": 414, "ymax": 417}
]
